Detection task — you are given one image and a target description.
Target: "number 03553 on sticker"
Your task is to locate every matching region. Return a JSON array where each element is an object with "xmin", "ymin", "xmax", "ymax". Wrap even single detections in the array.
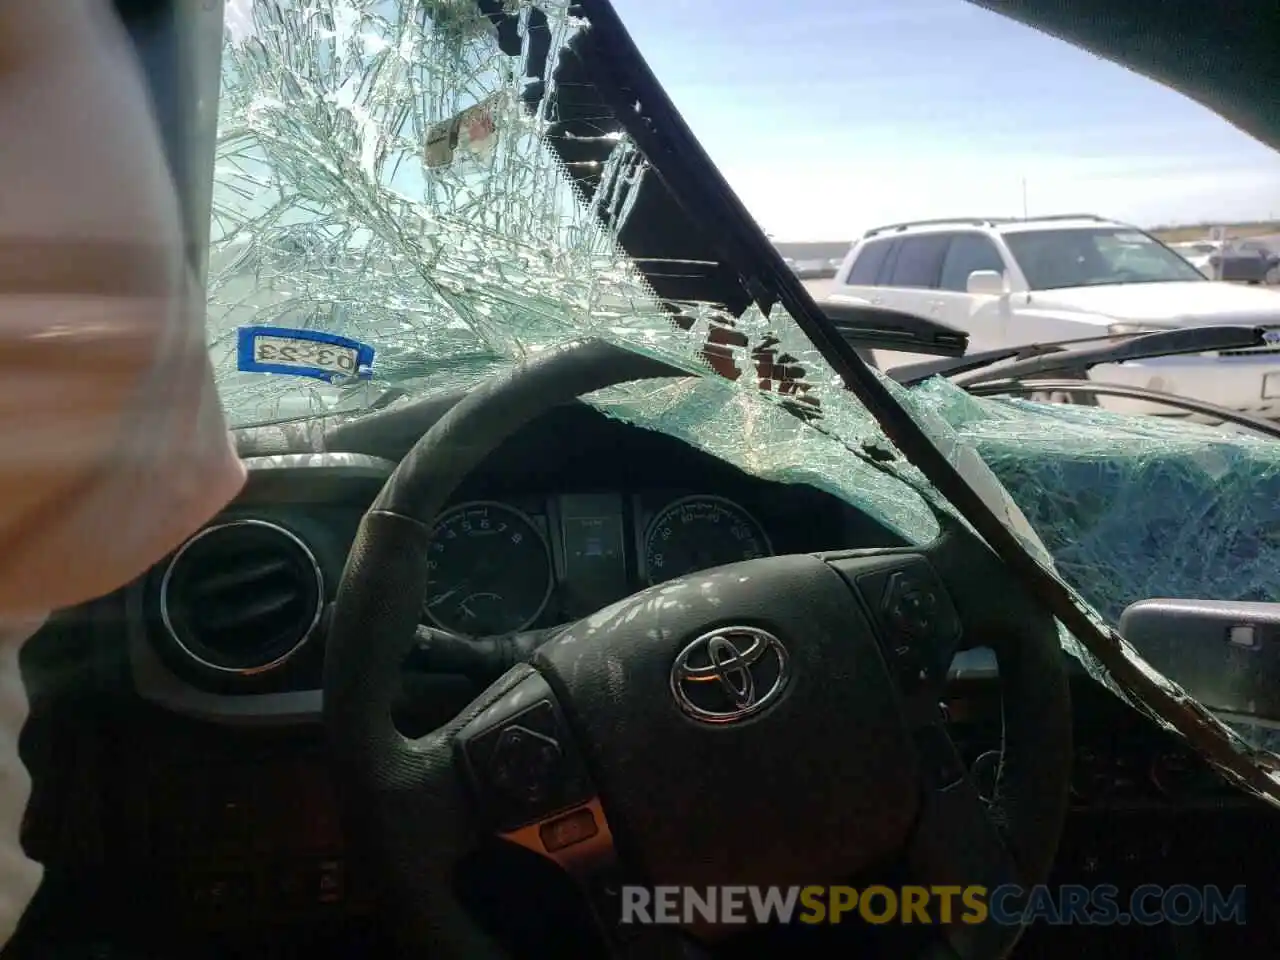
[{"xmin": 236, "ymin": 326, "xmax": 376, "ymax": 383}]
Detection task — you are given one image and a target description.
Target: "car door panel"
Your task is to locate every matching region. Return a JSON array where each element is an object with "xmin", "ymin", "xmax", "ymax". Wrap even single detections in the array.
[
  {"xmin": 874, "ymin": 234, "xmax": 947, "ymax": 320},
  {"xmin": 933, "ymin": 232, "xmax": 1012, "ymax": 352}
]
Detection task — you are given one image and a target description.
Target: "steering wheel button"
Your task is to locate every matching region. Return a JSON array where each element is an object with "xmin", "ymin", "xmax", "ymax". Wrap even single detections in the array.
[
  {"xmin": 895, "ymin": 587, "xmax": 938, "ymax": 635},
  {"xmin": 837, "ymin": 560, "xmax": 964, "ymax": 681},
  {"xmin": 884, "ymin": 574, "xmax": 936, "ymax": 637},
  {"xmin": 488, "ymin": 725, "xmax": 563, "ymax": 804},
  {"xmin": 458, "ymin": 673, "xmax": 597, "ymax": 829},
  {"xmin": 539, "ymin": 806, "xmax": 599, "ymax": 852}
]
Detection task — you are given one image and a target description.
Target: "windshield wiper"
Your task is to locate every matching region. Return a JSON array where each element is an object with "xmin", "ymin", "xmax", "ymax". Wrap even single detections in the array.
[
  {"xmin": 820, "ymin": 299, "xmax": 969, "ymax": 357},
  {"xmin": 888, "ymin": 325, "xmax": 1271, "ymax": 387}
]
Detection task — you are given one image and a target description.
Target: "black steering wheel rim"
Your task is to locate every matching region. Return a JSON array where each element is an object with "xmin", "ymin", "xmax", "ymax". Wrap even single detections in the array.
[{"xmin": 323, "ymin": 339, "xmax": 1072, "ymax": 959}]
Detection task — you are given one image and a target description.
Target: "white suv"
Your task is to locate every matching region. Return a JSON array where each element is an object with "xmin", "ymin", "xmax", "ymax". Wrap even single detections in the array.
[{"xmin": 829, "ymin": 214, "xmax": 1280, "ymax": 416}]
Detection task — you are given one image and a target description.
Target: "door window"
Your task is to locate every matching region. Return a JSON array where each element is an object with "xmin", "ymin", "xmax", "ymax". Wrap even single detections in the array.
[
  {"xmin": 939, "ymin": 233, "xmax": 1006, "ymax": 291},
  {"xmin": 886, "ymin": 234, "xmax": 949, "ymax": 288},
  {"xmin": 845, "ymin": 238, "xmax": 893, "ymax": 285}
]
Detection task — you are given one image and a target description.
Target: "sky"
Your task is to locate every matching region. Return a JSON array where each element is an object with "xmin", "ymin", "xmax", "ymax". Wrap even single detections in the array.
[{"xmin": 610, "ymin": 0, "xmax": 1280, "ymax": 240}]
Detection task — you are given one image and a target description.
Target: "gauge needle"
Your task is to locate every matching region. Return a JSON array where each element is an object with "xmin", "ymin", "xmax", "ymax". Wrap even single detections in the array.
[
  {"xmin": 459, "ymin": 592, "xmax": 500, "ymax": 621},
  {"xmin": 427, "ymin": 584, "xmax": 467, "ymax": 608}
]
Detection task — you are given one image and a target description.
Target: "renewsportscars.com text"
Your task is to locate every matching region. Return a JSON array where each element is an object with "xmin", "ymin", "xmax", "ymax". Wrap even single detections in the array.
[{"xmin": 619, "ymin": 884, "xmax": 1247, "ymax": 927}]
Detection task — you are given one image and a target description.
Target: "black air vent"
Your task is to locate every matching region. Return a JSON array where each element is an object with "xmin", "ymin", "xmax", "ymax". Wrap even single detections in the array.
[{"xmin": 160, "ymin": 520, "xmax": 324, "ymax": 675}]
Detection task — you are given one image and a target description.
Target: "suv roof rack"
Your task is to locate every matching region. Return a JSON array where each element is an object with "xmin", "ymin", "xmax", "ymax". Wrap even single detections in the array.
[
  {"xmin": 861, "ymin": 212, "xmax": 1115, "ymax": 239},
  {"xmin": 863, "ymin": 217, "xmax": 1012, "ymax": 238},
  {"xmin": 1012, "ymin": 213, "xmax": 1112, "ymax": 224}
]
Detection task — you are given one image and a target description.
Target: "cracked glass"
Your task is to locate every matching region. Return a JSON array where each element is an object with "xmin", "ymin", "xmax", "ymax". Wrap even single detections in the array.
[{"xmin": 209, "ymin": 0, "xmax": 1280, "ymax": 795}]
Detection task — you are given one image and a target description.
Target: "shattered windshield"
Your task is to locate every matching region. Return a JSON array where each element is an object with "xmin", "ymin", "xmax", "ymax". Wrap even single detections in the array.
[
  {"xmin": 209, "ymin": 0, "xmax": 1280, "ymax": 792},
  {"xmin": 209, "ymin": 0, "xmax": 954, "ymax": 543}
]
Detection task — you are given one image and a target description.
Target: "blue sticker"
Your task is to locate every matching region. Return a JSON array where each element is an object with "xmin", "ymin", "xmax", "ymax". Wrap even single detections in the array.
[{"xmin": 236, "ymin": 326, "xmax": 376, "ymax": 383}]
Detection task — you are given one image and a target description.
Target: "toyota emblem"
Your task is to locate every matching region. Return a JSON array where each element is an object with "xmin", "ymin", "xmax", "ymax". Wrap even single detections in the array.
[{"xmin": 669, "ymin": 626, "xmax": 790, "ymax": 723}]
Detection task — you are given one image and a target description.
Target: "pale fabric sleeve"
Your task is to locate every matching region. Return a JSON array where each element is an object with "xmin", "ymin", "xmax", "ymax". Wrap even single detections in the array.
[
  {"xmin": 0, "ymin": 1, "xmax": 246, "ymax": 609},
  {"xmin": 0, "ymin": 290, "xmax": 247, "ymax": 613},
  {"xmin": 0, "ymin": 2, "xmax": 249, "ymax": 945}
]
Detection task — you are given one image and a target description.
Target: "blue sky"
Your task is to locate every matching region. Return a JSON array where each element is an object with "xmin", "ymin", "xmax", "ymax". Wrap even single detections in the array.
[{"xmin": 611, "ymin": 0, "xmax": 1280, "ymax": 239}]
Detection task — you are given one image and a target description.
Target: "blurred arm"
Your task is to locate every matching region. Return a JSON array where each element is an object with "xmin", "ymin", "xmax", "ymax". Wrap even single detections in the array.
[{"xmin": 0, "ymin": 1, "xmax": 245, "ymax": 613}]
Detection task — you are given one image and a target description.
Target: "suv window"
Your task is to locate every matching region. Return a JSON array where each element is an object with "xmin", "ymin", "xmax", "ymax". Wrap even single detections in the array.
[
  {"xmin": 939, "ymin": 234, "xmax": 1005, "ymax": 291},
  {"xmin": 887, "ymin": 234, "xmax": 949, "ymax": 288},
  {"xmin": 1004, "ymin": 227, "xmax": 1205, "ymax": 289},
  {"xmin": 846, "ymin": 239, "xmax": 893, "ymax": 285}
]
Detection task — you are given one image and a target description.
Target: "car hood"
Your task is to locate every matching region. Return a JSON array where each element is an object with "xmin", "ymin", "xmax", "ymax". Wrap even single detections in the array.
[
  {"xmin": 905, "ymin": 380, "xmax": 1280, "ymax": 623},
  {"xmin": 1032, "ymin": 281, "xmax": 1280, "ymax": 325}
]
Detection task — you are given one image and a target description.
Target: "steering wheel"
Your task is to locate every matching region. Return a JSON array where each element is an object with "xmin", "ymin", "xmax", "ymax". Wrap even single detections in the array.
[{"xmin": 323, "ymin": 339, "xmax": 1072, "ymax": 959}]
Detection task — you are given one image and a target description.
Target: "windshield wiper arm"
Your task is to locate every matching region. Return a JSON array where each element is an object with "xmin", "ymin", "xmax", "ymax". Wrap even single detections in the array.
[
  {"xmin": 953, "ymin": 325, "xmax": 1270, "ymax": 388},
  {"xmin": 889, "ymin": 325, "xmax": 1270, "ymax": 388},
  {"xmin": 820, "ymin": 299, "xmax": 969, "ymax": 357},
  {"xmin": 888, "ymin": 332, "xmax": 1136, "ymax": 386}
]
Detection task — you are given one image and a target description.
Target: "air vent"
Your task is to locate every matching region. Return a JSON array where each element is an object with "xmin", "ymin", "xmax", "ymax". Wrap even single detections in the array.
[{"xmin": 159, "ymin": 520, "xmax": 324, "ymax": 675}]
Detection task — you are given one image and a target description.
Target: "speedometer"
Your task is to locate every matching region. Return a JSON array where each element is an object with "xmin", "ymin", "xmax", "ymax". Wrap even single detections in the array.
[
  {"xmin": 424, "ymin": 502, "xmax": 554, "ymax": 637},
  {"xmin": 643, "ymin": 495, "xmax": 772, "ymax": 586}
]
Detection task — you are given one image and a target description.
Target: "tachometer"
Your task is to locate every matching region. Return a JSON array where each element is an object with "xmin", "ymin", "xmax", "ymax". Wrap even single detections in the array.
[
  {"xmin": 643, "ymin": 495, "xmax": 772, "ymax": 586},
  {"xmin": 424, "ymin": 502, "xmax": 554, "ymax": 637}
]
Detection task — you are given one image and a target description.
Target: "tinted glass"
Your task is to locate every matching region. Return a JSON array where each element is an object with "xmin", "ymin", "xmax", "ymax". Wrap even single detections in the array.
[
  {"xmin": 939, "ymin": 233, "xmax": 1005, "ymax": 291},
  {"xmin": 1004, "ymin": 228, "xmax": 1206, "ymax": 290},
  {"xmin": 846, "ymin": 239, "xmax": 893, "ymax": 284},
  {"xmin": 887, "ymin": 234, "xmax": 949, "ymax": 288}
]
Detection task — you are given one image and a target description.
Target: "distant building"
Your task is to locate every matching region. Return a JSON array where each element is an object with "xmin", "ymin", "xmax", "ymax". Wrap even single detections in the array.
[{"xmin": 773, "ymin": 241, "xmax": 851, "ymax": 263}]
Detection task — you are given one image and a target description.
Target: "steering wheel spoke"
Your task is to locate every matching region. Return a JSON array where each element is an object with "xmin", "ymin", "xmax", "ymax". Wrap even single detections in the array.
[
  {"xmin": 821, "ymin": 545, "xmax": 965, "ymax": 710},
  {"xmin": 456, "ymin": 670, "xmax": 611, "ymax": 870},
  {"xmin": 454, "ymin": 667, "xmax": 705, "ymax": 958},
  {"xmin": 825, "ymin": 517, "xmax": 1073, "ymax": 959}
]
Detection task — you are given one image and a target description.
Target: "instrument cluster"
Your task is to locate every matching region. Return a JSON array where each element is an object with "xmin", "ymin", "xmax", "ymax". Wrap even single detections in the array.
[{"xmin": 422, "ymin": 492, "xmax": 773, "ymax": 637}]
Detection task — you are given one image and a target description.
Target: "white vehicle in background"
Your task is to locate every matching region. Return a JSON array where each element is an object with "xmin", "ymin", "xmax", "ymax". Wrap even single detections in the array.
[
  {"xmin": 829, "ymin": 214, "xmax": 1280, "ymax": 418},
  {"xmin": 1168, "ymin": 240, "xmax": 1220, "ymax": 278}
]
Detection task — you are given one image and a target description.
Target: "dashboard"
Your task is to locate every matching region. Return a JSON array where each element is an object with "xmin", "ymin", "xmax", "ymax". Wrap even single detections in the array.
[
  {"xmin": 126, "ymin": 398, "xmax": 904, "ymax": 724},
  {"xmin": 11, "ymin": 393, "xmax": 1280, "ymax": 958}
]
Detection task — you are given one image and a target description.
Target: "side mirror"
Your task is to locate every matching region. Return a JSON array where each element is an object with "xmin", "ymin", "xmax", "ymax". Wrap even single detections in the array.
[
  {"xmin": 1120, "ymin": 598, "xmax": 1280, "ymax": 724},
  {"xmin": 966, "ymin": 269, "xmax": 1006, "ymax": 296}
]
